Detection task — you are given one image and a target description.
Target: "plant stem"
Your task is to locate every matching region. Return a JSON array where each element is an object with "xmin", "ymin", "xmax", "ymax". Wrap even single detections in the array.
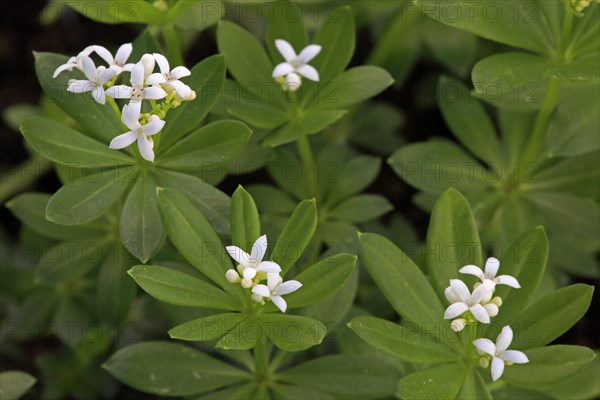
[
  {"xmin": 106, "ymin": 96, "xmax": 122, "ymax": 121},
  {"xmin": 296, "ymin": 135, "xmax": 317, "ymax": 199},
  {"xmin": 162, "ymin": 25, "xmax": 184, "ymax": 66},
  {"xmin": 1, "ymin": 154, "xmax": 52, "ymax": 204},
  {"xmin": 557, "ymin": 7, "xmax": 575, "ymax": 61},
  {"xmin": 253, "ymin": 336, "xmax": 270, "ymax": 379}
]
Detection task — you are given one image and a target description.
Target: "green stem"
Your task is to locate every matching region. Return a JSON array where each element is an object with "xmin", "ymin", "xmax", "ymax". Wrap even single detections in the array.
[
  {"xmin": 296, "ymin": 135, "xmax": 317, "ymax": 199},
  {"xmin": 106, "ymin": 96, "xmax": 122, "ymax": 121},
  {"xmin": 162, "ymin": 25, "xmax": 184, "ymax": 66},
  {"xmin": 1, "ymin": 154, "xmax": 52, "ymax": 204},
  {"xmin": 557, "ymin": 7, "xmax": 575, "ymax": 61},
  {"xmin": 253, "ymin": 336, "xmax": 270, "ymax": 379}
]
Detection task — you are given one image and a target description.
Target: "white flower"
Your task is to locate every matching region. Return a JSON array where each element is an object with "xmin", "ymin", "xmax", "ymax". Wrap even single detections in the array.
[
  {"xmin": 225, "ymin": 235, "xmax": 282, "ymax": 288},
  {"xmin": 444, "ymin": 279, "xmax": 495, "ymax": 324},
  {"xmin": 66, "ymin": 56, "xmax": 116, "ymax": 104},
  {"xmin": 272, "ymin": 39, "xmax": 321, "ymax": 91},
  {"xmin": 251, "ymin": 272, "xmax": 302, "ymax": 313},
  {"xmin": 146, "ymin": 53, "xmax": 193, "ymax": 100},
  {"xmin": 473, "ymin": 325, "xmax": 529, "ymax": 381},
  {"xmin": 52, "ymin": 46, "xmax": 94, "ymax": 78},
  {"xmin": 90, "ymin": 43, "xmax": 134, "ymax": 74},
  {"xmin": 460, "ymin": 257, "xmax": 521, "ymax": 290},
  {"xmin": 140, "ymin": 53, "xmax": 156, "ymax": 80},
  {"xmin": 105, "ymin": 62, "xmax": 167, "ymax": 115},
  {"xmin": 108, "ymin": 103, "xmax": 165, "ymax": 162}
]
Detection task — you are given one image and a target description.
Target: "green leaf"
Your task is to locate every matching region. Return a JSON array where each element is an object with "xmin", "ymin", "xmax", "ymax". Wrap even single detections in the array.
[
  {"xmin": 246, "ymin": 185, "xmax": 297, "ymax": 215},
  {"xmin": 438, "ymin": 76, "xmax": 501, "ymax": 164},
  {"xmin": 259, "ymin": 314, "xmax": 326, "ymax": 352},
  {"xmin": 46, "ymin": 169, "xmax": 133, "ymax": 225},
  {"xmin": 458, "ymin": 369, "xmax": 493, "ymax": 400},
  {"xmin": 271, "ymin": 199, "xmax": 318, "ymax": 274},
  {"xmin": 398, "ymin": 363, "xmax": 465, "ymax": 400},
  {"xmin": 156, "ymin": 188, "xmax": 238, "ymax": 296},
  {"xmin": 388, "ymin": 139, "xmax": 490, "ymax": 194},
  {"xmin": 222, "ymin": 80, "xmax": 288, "ymax": 130},
  {"xmin": 493, "ymin": 227, "xmax": 549, "ymax": 326},
  {"xmin": 348, "ymin": 316, "xmax": 457, "ymax": 364},
  {"xmin": 270, "ymin": 383, "xmax": 336, "ymax": 400},
  {"xmin": 262, "ymin": 110, "xmax": 347, "ymax": 147},
  {"xmin": 511, "ymin": 284, "xmax": 594, "ymax": 349},
  {"xmin": 311, "ymin": 6, "xmax": 356, "ymax": 85},
  {"xmin": 0, "ymin": 371, "xmax": 36, "ymax": 400},
  {"xmin": 328, "ymin": 194, "xmax": 393, "ymax": 223},
  {"xmin": 537, "ymin": 353, "xmax": 600, "ymax": 400},
  {"xmin": 103, "ymin": 341, "xmax": 249, "ymax": 396},
  {"xmin": 502, "ymin": 345, "xmax": 596, "ymax": 388},
  {"xmin": 279, "ymin": 354, "xmax": 401, "ymax": 399},
  {"xmin": 471, "ymin": 53, "xmax": 549, "ymax": 111},
  {"xmin": 154, "ymin": 169, "xmax": 230, "ymax": 236},
  {"xmin": 217, "ymin": 21, "xmax": 272, "ymax": 92},
  {"xmin": 174, "ymin": 0, "xmax": 223, "ymax": 31},
  {"xmin": 230, "ymin": 186, "xmax": 261, "ymax": 252},
  {"xmin": 158, "ymin": 120, "xmax": 251, "ymax": 172},
  {"xmin": 314, "ymin": 67, "xmax": 393, "ymax": 109},
  {"xmin": 158, "ymin": 55, "xmax": 226, "ymax": 151},
  {"xmin": 6, "ymin": 193, "xmax": 101, "ymax": 240},
  {"xmin": 20, "ymin": 117, "xmax": 133, "ymax": 167},
  {"xmin": 35, "ymin": 239, "xmax": 108, "ymax": 284},
  {"xmin": 33, "ymin": 52, "xmax": 121, "ymax": 142},
  {"xmin": 108, "ymin": 0, "xmax": 167, "ymax": 25},
  {"xmin": 426, "ymin": 188, "xmax": 483, "ymax": 294},
  {"xmin": 358, "ymin": 233, "xmax": 447, "ymax": 334},
  {"xmin": 272, "ymin": 253, "xmax": 357, "ymax": 310},
  {"xmin": 325, "ymin": 156, "xmax": 381, "ymax": 206},
  {"xmin": 215, "ymin": 317, "xmax": 261, "ymax": 350},
  {"xmin": 119, "ymin": 172, "xmax": 165, "ymax": 262},
  {"xmin": 128, "ymin": 265, "xmax": 239, "ymax": 310},
  {"xmin": 265, "ymin": 0, "xmax": 308, "ymax": 61},
  {"xmin": 96, "ymin": 245, "xmax": 137, "ymax": 325},
  {"xmin": 414, "ymin": 1, "xmax": 550, "ymax": 54},
  {"xmin": 168, "ymin": 313, "xmax": 248, "ymax": 342}
]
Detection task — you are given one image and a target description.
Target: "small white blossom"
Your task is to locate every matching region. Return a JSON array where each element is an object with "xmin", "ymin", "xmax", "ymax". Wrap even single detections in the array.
[
  {"xmin": 109, "ymin": 103, "xmax": 165, "ymax": 162},
  {"xmin": 226, "ymin": 235, "xmax": 281, "ymax": 288},
  {"xmin": 251, "ymin": 272, "xmax": 302, "ymax": 313},
  {"xmin": 473, "ymin": 325, "xmax": 529, "ymax": 381},
  {"xmin": 105, "ymin": 62, "xmax": 167, "ymax": 115},
  {"xmin": 67, "ymin": 56, "xmax": 116, "ymax": 104},
  {"xmin": 146, "ymin": 53, "xmax": 194, "ymax": 100},
  {"xmin": 52, "ymin": 46, "xmax": 94, "ymax": 78},
  {"xmin": 90, "ymin": 43, "xmax": 134, "ymax": 74},
  {"xmin": 272, "ymin": 39, "xmax": 321, "ymax": 91},
  {"xmin": 460, "ymin": 257, "xmax": 521, "ymax": 290},
  {"xmin": 444, "ymin": 279, "xmax": 495, "ymax": 325}
]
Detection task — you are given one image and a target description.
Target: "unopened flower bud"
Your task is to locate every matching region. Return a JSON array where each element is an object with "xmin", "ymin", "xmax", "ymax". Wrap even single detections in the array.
[
  {"xmin": 451, "ymin": 318, "xmax": 467, "ymax": 332},
  {"xmin": 226, "ymin": 269, "xmax": 240, "ymax": 283},
  {"xmin": 241, "ymin": 279, "xmax": 253, "ymax": 289}
]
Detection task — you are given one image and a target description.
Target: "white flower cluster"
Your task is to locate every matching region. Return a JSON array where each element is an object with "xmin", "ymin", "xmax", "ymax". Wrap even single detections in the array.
[
  {"xmin": 53, "ymin": 44, "xmax": 196, "ymax": 162},
  {"xmin": 225, "ymin": 235, "xmax": 302, "ymax": 313},
  {"xmin": 272, "ymin": 39, "xmax": 321, "ymax": 92},
  {"xmin": 443, "ymin": 257, "xmax": 529, "ymax": 381}
]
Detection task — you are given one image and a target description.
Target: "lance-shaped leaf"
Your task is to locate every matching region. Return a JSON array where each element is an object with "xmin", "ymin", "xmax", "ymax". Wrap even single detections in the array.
[
  {"xmin": 262, "ymin": 110, "xmax": 347, "ymax": 147},
  {"xmin": 97, "ymin": 245, "xmax": 137, "ymax": 326},
  {"xmin": 258, "ymin": 314, "xmax": 326, "ymax": 352},
  {"xmin": 398, "ymin": 363, "xmax": 465, "ymax": 400},
  {"xmin": 230, "ymin": 186, "xmax": 261, "ymax": 252},
  {"xmin": 168, "ymin": 313, "xmax": 248, "ymax": 342},
  {"xmin": 265, "ymin": 0, "xmax": 308, "ymax": 61}
]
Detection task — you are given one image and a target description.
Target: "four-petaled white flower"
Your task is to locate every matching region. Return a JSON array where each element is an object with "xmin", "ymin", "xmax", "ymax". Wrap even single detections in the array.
[
  {"xmin": 272, "ymin": 39, "xmax": 321, "ymax": 91},
  {"xmin": 109, "ymin": 103, "xmax": 165, "ymax": 162},
  {"xmin": 53, "ymin": 46, "xmax": 94, "ymax": 78},
  {"xmin": 460, "ymin": 257, "xmax": 520, "ymax": 290},
  {"xmin": 473, "ymin": 325, "xmax": 529, "ymax": 381},
  {"xmin": 251, "ymin": 272, "xmax": 302, "ymax": 313},
  {"xmin": 90, "ymin": 43, "xmax": 135, "ymax": 74},
  {"xmin": 226, "ymin": 235, "xmax": 282, "ymax": 288},
  {"xmin": 147, "ymin": 53, "xmax": 193, "ymax": 100},
  {"xmin": 106, "ymin": 62, "xmax": 167, "ymax": 115},
  {"xmin": 67, "ymin": 56, "xmax": 117, "ymax": 104},
  {"xmin": 444, "ymin": 279, "xmax": 495, "ymax": 324}
]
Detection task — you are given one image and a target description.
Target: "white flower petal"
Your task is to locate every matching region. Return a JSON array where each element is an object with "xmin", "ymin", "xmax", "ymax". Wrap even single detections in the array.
[
  {"xmin": 491, "ymin": 356, "xmax": 505, "ymax": 381},
  {"xmin": 53, "ymin": 58, "xmax": 77, "ymax": 78},
  {"xmin": 496, "ymin": 275, "xmax": 521, "ymax": 288},
  {"xmin": 444, "ymin": 286, "xmax": 461, "ymax": 303},
  {"xmin": 471, "ymin": 283, "xmax": 492, "ymax": 304},
  {"xmin": 170, "ymin": 66, "xmax": 191, "ymax": 79},
  {"xmin": 105, "ymin": 85, "xmax": 133, "ymax": 99},
  {"xmin": 153, "ymin": 53, "xmax": 170, "ymax": 75},
  {"xmin": 142, "ymin": 118, "xmax": 165, "ymax": 136},
  {"xmin": 121, "ymin": 103, "xmax": 141, "ymax": 131},
  {"xmin": 267, "ymin": 272, "xmax": 281, "ymax": 291},
  {"xmin": 483, "ymin": 303, "xmax": 499, "ymax": 317},
  {"xmin": 109, "ymin": 131, "xmax": 138, "ymax": 149},
  {"xmin": 298, "ymin": 44, "xmax": 321, "ymax": 63},
  {"xmin": 143, "ymin": 86, "xmax": 167, "ymax": 100},
  {"xmin": 115, "ymin": 43, "xmax": 132, "ymax": 65},
  {"xmin": 275, "ymin": 39, "xmax": 297, "ymax": 62},
  {"xmin": 67, "ymin": 80, "xmax": 93, "ymax": 94},
  {"xmin": 80, "ymin": 57, "xmax": 97, "ymax": 81},
  {"xmin": 284, "ymin": 72, "xmax": 302, "ymax": 91},
  {"xmin": 131, "ymin": 63, "xmax": 145, "ymax": 87},
  {"xmin": 252, "ymin": 284, "xmax": 271, "ymax": 298},
  {"xmin": 251, "ymin": 235, "xmax": 268, "ymax": 262},
  {"xmin": 502, "ymin": 350, "xmax": 529, "ymax": 364},
  {"xmin": 444, "ymin": 302, "xmax": 469, "ymax": 319},
  {"xmin": 137, "ymin": 136, "xmax": 155, "ymax": 162},
  {"xmin": 271, "ymin": 295, "xmax": 287, "ymax": 313},
  {"xmin": 122, "ymin": 63, "xmax": 134, "ymax": 72},
  {"xmin": 243, "ymin": 267, "xmax": 257, "ymax": 280},
  {"xmin": 225, "ymin": 246, "xmax": 251, "ymax": 268},
  {"xmin": 297, "ymin": 64, "xmax": 319, "ymax": 82},
  {"xmin": 168, "ymin": 80, "xmax": 192, "ymax": 100},
  {"xmin": 127, "ymin": 100, "xmax": 142, "ymax": 118},
  {"xmin": 496, "ymin": 325, "xmax": 514, "ymax": 353},
  {"xmin": 272, "ymin": 62, "xmax": 295, "ymax": 78},
  {"xmin": 91, "ymin": 86, "xmax": 106, "ymax": 104},
  {"xmin": 99, "ymin": 67, "xmax": 117, "ymax": 85},
  {"xmin": 449, "ymin": 279, "xmax": 471, "ymax": 303},
  {"xmin": 277, "ymin": 280, "xmax": 302, "ymax": 295},
  {"xmin": 141, "ymin": 54, "xmax": 156, "ymax": 78},
  {"xmin": 470, "ymin": 304, "xmax": 491, "ymax": 323},
  {"xmin": 91, "ymin": 45, "xmax": 114, "ymax": 65},
  {"xmin": 256, "ymin": 261, "xmax": 282, "ymax": 274},
  {"xmin": 146, "ymin": 73, "xmax": 167, "ymax": 85},
  {"xmin": 459, "ymin": 265, "xmax": 485, "ymax": 279},
  {"xmin": 472, "ymin": 338, "xmax": 496, "ymax": 357},
  {"xmin": 485, "ymin": 257, "xmax": 500, "ymax": 277}
]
